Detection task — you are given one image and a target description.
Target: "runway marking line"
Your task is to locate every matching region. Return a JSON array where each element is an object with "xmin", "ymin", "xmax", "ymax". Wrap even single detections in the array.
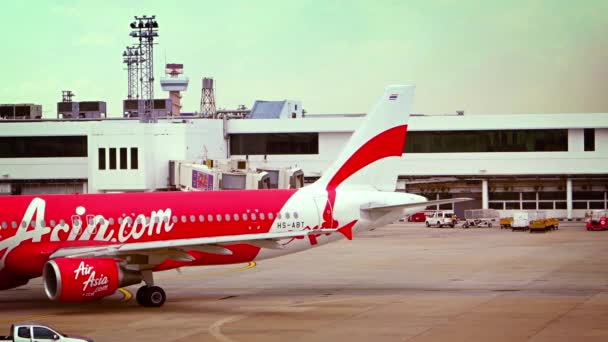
[{"xmin": 209, "ymin": 297, "xmax": 355, "ymax": 342}]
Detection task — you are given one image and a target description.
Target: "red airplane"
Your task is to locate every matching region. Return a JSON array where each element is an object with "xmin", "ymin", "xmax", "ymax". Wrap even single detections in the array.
[{"xmin": 0, "ymin": 85, "xmax": 468, "ymax": 307}]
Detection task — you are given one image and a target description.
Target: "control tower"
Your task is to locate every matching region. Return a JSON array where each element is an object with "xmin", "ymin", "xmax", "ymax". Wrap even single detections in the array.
[{"xmin": 160, "ymin": 63, "xmax": 189, "ymax": 116}]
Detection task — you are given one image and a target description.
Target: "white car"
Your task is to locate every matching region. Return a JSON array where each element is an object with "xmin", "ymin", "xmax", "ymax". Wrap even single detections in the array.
[
  {"xmin": 425, "ymin": 211, "xmax": 456, "ymax": 228},
  {"xmin": 0, "ymin": 323, "xmax": 92, "ymax": 342}
]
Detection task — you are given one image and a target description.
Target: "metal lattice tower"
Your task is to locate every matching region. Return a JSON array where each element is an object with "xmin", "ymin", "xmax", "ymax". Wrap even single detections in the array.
[
  {"xmin": 122, "ymin": 46, "xmax": 142, "ymax": 99},
  {"xmin": 129, "ymin": 15, "xmax": 159, "ymax": 122},
  {"xmin": 200, "ymin": 77, "xmax": 216, "ymax": 118},
  {"xmin": 61, "ymin": 90, "xmax": 75, "ymax": 102}
]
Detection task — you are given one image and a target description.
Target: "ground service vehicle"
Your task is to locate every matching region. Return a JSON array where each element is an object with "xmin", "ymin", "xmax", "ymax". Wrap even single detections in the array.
[
  {"xmin": 528, "ymin": 212, "xmax": 559, "ymax": 233},
  {"xmin": 510, "ymin": 211, "xmax": 558, "ymax": 232},
  {"xmin": 425, "ymin": 211, "xmax": 456, "ymax": 228},
  {"xmin": 586, "ymin": 211, "xmax": 608, "ymax": 231},
  {"xmin": 462, "ymin": 209, "xmax": 498, "ymax": 228},
  {"xmin": 0, "ymin": 323, "xmax": 91, "ymax": 342},
  {"xmin": 500, "ymin": 217, "xmax": 513, "ymax": 229},
  {"xmin": 0, "ymin": 85, "xmax": 470, "ymax": 307}
]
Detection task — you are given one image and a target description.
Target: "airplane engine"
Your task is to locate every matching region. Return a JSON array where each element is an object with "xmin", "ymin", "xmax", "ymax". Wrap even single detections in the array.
[{"xmin": 43, "ymin": 258, "xmax": 142, "ymax": 302}]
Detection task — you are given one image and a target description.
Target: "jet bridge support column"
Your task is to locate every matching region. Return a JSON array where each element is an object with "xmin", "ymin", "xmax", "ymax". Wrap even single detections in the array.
[
  {"xmin": 566, "ymin": 178, "xmax": 573, "ymax": 220},
  {"xmin": 481, "ymin": 179, "xmax": 489, "ymax": 209}
]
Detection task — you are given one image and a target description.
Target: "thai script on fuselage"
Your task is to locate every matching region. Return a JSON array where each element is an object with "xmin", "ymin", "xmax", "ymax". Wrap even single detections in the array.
[{"xmin": 0, "ymin": 197, "xmax": 174, "ymax": 270}]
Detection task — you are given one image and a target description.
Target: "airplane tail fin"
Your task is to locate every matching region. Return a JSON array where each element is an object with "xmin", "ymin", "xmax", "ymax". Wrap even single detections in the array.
[{"xmin": 315, "ymin": 85, "xmax": 415, "ymax": 192}]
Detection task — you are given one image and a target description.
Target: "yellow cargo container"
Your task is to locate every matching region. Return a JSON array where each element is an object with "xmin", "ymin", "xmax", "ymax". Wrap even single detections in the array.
[{"xmin": 500, "ymin": 217, "xmax": 513, "ymax": 229}]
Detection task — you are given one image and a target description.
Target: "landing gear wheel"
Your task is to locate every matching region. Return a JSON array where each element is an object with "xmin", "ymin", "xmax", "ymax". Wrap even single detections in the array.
[
  {"xmin": 136, "ymin": 285, "xmax": 148, "ymax": 306},
  {"xmin": 426, "ymin": 222, "xmax": 430, "ymax": 227},
  {"xmin": 137, "ymin": 285, "xmax": 166, "ymax": 307}
]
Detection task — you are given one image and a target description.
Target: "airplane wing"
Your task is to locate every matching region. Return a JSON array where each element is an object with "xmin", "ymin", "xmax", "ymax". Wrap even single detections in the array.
[
  {"xmin": 49, "ymin": 229, "xmax": 338, "ymax": 268},
  {"xmin": 360, "ymin": 198, "xmax": 472, "ymax": 212}
]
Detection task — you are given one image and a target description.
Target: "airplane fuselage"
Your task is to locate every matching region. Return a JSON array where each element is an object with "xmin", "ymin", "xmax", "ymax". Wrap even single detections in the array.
[{"xmin": 0, "ymin": 187, "xmax": 425, "ymax": 290}]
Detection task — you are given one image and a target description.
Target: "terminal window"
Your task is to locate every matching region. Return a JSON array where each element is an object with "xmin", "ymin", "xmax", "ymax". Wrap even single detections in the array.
[
  {"xmin": 109, "ymin": 148, "xmax": 117, "ymax": 169},
  {"xmin": 584, "ymin": 129, "xmax": 595, "ymax": 151},
  {"xmin": 230, "ymin": 133, "xmax": 318, "ymax": 155},
  {"xmin": 119, "ymin": 148, "xmax": 128, "ymax": 169},
  {"xmin": 0, "ymin": 136, "xmax": 87, "ymax": 158},
  {"xmin": 404, "ymin": 129, "xmax": 568, "ymax": 153},
  {"xmin": 98, "ymin": 148, "xmax": 106, "ymax": 170},
  {"xmin": 130, "ymin": 147, "xmax": 138, "ymax": 169}
]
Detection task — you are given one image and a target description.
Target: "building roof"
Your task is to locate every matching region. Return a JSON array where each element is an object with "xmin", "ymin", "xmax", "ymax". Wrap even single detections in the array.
[{"xmin": 249, "ymin": 101, "xmax": 286, "ymax": 119}]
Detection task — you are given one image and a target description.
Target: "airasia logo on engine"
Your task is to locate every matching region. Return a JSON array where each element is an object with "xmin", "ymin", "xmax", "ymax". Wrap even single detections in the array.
[{"xmin": 74, "ymin": 261, "xmax": 110, "ymax": 296}]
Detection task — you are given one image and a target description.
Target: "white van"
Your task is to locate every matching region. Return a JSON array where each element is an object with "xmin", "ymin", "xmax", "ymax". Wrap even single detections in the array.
[{"xmin": 425, "ymin": 211, "xmax": 456, "ymax": 228}]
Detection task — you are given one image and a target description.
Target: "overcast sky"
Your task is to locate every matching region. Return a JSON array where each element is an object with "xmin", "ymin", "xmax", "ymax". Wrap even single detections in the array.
[{"xmin": 1, "ymin": 0, "xmax": 607, "ymax": 117}]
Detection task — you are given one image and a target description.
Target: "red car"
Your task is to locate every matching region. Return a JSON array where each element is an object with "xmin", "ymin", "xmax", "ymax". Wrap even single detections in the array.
[{"xmin": 408, "ymin": 212, "xmax": 426, "ymax": 222}]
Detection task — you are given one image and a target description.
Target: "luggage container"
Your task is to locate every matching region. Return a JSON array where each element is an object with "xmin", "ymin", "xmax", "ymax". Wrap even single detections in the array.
[
  {"xmin": 500, "ymin": 217, "xmax": 513, "ymax": 229},
  {"xmin": 511, "ymin": 211, "xmax": 530, "ymax": 231}
]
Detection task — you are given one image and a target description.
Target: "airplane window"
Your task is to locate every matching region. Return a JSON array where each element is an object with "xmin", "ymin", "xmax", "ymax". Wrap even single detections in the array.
[
  {"xmin": 233, "ymin": 213, "xmax": 239, "ymax": 221},
  {"xmin": 285, "ymin": 212, "xmax": 291, "ymax": 219},
  {"xmin": 118, "ymin": 218, "xmax": 123, "ymax": 225},
  {"xmin": 153, "ymin": 217, "xmax": 159, "ymax": 224},
  {"xmin": 242, "ymin": 213, "xmax": 248, "ymax": 221},
  {"xmin": 30, "ymin": 221, "xmax": 36, "ymax": 228},
  {"xmin": 145, "ymin": 216, "xmax": 151, "ymax": 224},
  {"xmin": 163, "ymin": 217, "xmax": 169, "ymax": 224},
  {"xmin": 216, "ymin": 214, "xmax": 222, "ymax": 222},
  {"xmin": 251, "ymin": 213, "xmax": 257, "ymax": 220},
  {"xmin": 260, "ymin": 213, "xmax": 265, "ymax": 220},
  {"xmin": 11, "ymin": 221, "xmax": 16, "ymax": 229},
  {"xmin": 49, "ymin": 220, "xmax": 56, "ymax": 227},
  {"xmin": 172, "ymin": 216, "xmax": 178, "ymax": 223},
  {"xmin": 190, "ymin": 215, "xmax": 196, "ymax": 223},
  {"xmin": 208, "ymin": 214, "xmax": 214, "ymax": 222},
  {"xmin": 88, "ymin": 217, "xmax": 94, "ymax": 225},
  {"xmin": 59, "ymin": 219, "xmax": 65, "ymax": 226},
  {"xmin": 277, "ymin": 213, "xmax": 282, "ymax": 219},
  {"xmin": 268, "ymin": 213, "xmax": 274, "ymax": 220},
  {"xmin": 1, "ymin": 222, "xmax": 6, "ymax": 229},
  {"xmin": 293, "ymin": 212, "xmax": 299, "ymax": 219},
  {"xmin": 99, "ymin": 218, "xmax": 105, "ymax": 225},
  {"xmin": 199, "ymin": 215, "xmax": 205, "ymax": 222},
  {"xmin": 21, "ymin": 221, "xmax": 26, "ymax": 228},
  {"xmin": 136, "ymin": 217, "xmax": 142, "ymax": 224},
  {"xmin": 109, "ymin": 218, "xmax": 114, "ymax": 225},
  {"xmin": 181, "ymin": 216, "xmax": 187, "ymax": 223},
  {"xmin": 225, "ymin": 214, "xmax": 231, "ymax": 221}
]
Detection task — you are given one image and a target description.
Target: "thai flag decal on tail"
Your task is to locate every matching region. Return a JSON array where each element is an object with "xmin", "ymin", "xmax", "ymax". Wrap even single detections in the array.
[{"xmin": 388, "ymin": 94, "xmax": 398, "ymax": 100}]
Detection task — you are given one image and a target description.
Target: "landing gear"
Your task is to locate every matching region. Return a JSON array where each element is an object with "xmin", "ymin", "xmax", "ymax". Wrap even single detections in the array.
[
  {"xmin": 135, "ymin": 270, "xmax": 166, "ymax": 307},
  {"xmin": 136, "ymin": 285, "xmax": 166, "ymax": 307}
]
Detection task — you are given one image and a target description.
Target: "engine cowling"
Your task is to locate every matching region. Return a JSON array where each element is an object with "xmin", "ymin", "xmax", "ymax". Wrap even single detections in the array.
[{"xmin": 43, "ymin": 258, "xmax": 142, "ymax": 302}]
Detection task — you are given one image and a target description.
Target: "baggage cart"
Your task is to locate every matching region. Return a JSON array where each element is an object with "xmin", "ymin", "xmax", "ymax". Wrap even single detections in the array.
[{"xmin": 462, "ymin": 209, "xmax": 498, "ymax": 228}]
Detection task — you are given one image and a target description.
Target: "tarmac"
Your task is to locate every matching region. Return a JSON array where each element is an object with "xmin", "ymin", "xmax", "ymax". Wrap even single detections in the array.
[{"xmin": 1, "ymin": 222, "xmax": 607, "ymax": 342}]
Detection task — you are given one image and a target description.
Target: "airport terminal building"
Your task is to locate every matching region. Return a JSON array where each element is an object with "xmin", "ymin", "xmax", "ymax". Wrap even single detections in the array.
[{"xmin": 0, "ymin": 112, "xmax": 607, "ymax": 219}]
